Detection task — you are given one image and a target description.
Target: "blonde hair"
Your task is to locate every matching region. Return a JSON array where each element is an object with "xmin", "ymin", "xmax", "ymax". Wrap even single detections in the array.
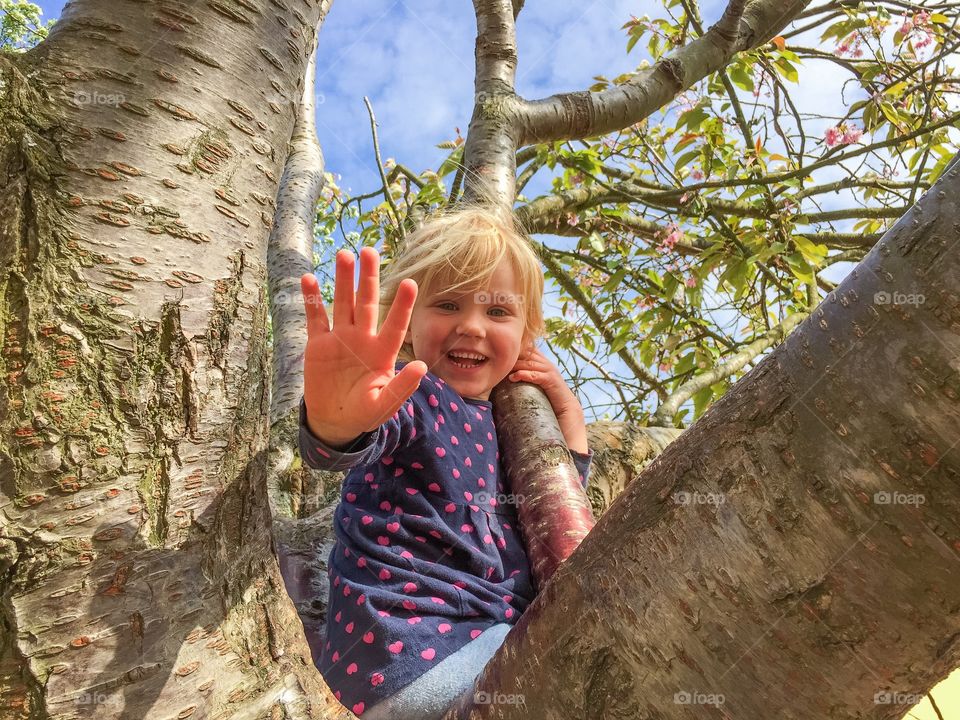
[{"xmin": 378, "ymin": 204, "xmax": 545, "ymax": 363}]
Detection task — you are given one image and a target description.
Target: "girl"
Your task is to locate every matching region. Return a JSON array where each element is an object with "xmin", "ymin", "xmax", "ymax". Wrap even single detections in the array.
[{"xmin": 298, "ymin": 206, "xmax": 593, "ymax": 719}]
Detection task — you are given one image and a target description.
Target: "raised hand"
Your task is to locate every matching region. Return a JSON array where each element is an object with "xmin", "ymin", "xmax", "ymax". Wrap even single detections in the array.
[{"xmin": 301, "ymin": 247, "xmax": 427, "ymax": 448}]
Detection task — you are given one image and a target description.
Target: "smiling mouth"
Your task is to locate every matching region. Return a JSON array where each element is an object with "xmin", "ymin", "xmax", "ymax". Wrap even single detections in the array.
[{"xmin": 447, "ymin": 352, "xmax": 488, "ymax": 369}]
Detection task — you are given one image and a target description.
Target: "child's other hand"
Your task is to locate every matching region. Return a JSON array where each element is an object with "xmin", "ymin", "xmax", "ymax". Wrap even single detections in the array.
[
  {"xmin": 508, "ymin": 347, "xmax": 588, "ymax": 454},
  {"xmin": 301, "ymin": 248, "xmax": 427, "ymax": 445}
]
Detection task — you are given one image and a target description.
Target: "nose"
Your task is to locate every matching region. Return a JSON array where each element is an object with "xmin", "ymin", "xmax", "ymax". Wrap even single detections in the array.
[{"xmin": 456, "ymin": 308, "xmax": 486, "ymax": 338}]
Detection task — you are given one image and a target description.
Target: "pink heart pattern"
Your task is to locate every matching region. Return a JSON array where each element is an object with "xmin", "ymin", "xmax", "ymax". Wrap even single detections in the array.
[{"xmin": 304, "ymin": 362, "xmax": 594, "ymax": 715}]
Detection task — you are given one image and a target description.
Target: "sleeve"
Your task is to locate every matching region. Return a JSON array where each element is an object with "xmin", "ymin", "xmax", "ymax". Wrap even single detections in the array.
[
  {"xmin": 298, "ymin": 390, "xmax": 423, "ymax": 472},
  {"xmin": 570, "ymin": 449, "xmax": 593, "ymax": 489}
]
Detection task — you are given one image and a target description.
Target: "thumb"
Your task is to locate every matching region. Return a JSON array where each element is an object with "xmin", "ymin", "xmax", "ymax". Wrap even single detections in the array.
[{"xmin": 373, "ymin": 361, "xmax": 428, "ymax": 422}]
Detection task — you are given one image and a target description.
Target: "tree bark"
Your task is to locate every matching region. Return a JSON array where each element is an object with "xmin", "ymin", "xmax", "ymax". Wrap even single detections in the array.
[
  {"xmin": 0, "ymin": 1, "xmax": 350, "ymax": 718},
  {"xmin": 444, "ymin": 160, "xmax": 960, "ymax": 718}
]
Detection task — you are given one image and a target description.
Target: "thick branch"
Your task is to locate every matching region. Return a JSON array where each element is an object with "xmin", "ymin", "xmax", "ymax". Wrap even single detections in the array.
[{"xmin": 515, "ymin": 0, "xmax": 811, "ymax": 145}]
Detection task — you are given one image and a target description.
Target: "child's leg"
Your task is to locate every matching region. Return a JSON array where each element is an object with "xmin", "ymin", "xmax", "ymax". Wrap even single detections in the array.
[{"xmin": 362, "ymin": 623, "xmax": 512, "ymax": 720}]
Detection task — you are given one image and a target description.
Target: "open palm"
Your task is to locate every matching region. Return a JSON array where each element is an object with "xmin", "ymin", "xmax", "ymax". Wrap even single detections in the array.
[{"xmin": 301, "ymin": 248, "xmax": 427, "ymax": 445}]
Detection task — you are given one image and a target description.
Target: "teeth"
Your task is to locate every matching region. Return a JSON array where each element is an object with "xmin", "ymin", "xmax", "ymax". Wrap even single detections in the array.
[{"xmin": 449, "ymin": 351, "xmax": 486, "ymax": 361}]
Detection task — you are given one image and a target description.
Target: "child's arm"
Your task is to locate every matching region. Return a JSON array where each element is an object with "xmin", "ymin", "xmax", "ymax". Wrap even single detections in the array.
[
  {"xmin": 508, "ymin": 347, "xmax": 594, "ymax": 487},
  {"xmin": 299, "ymin": 247, "xmax": 427, "ymax": 462}
]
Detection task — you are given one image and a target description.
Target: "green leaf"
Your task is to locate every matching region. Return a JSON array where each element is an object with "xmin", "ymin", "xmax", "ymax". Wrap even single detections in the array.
[
  {"xmin": 729, "ymin": 66, "xmax": 755, "ymax": 92},
  {"xmin": 773, "ymin": 57, "xmax": 799, "ymax": 83}
]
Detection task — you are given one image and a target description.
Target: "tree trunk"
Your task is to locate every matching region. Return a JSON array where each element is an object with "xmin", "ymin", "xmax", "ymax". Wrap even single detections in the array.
[
  {"xmin": 443, "ymin": 160, "xmax": 960, "ymax": 718},
  {"xmin": 0, "ymin": 1, "xmax": 351, "ymax": 717}
]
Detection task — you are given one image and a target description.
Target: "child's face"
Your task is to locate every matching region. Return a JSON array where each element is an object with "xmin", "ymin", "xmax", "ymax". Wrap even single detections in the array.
[{"xmin": 404, "ymin": 258, "xmax": 529, "ymax": 402}]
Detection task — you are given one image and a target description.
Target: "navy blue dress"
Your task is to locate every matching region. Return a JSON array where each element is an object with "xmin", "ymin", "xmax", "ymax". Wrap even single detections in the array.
[{"xmin": 298, "ymin": 361, "xmax": 593, "ymax": 716}]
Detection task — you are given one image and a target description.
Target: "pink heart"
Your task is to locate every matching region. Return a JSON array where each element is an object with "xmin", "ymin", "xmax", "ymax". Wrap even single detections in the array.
[
  {"xmin": 470, "ymin": 629, "xmax": 482, "ymax": 639},
  {"xmin": 332, "ymin": 650, "xmax": 340, "ymax": 661},
  {"xmin": 483, "ymin": 534, "xmax": 493, "ymax": 544},
  {"xmin": 452, "ymin": 469, "xmax": 460, "ymax": 478},
  {"xmin": 453, "ymin": 580, "xmax": 467, "ymax": 589},
  {"xmin": 343, "ymin": 585, "xmax": 351, "ymax": 596},
  {"xmin": 428, "ymin": 394, "xmax": 439, "ymax": 407},
  {"xmin": 438, "ymin": 414, "xmax": 445, "ymax": 425},
  {"xmin": 475, "ymin": 443, "xmax": 484, "ymax": 452},
  {"xmin": 427, "ymin": 482, "xmax": 441, "ymax": 492},
  {"xmin": 463, "ymin": 490, "xmax": 473, "ymax": 501},
  {"xmin": 429, "ymin": 530, "xmax": 442, "ymax": 538},
  {"xmin": 361, "ymin": 515, "xmax": 373, "ymax": 525},
  {"xmin": 450, "ymin": 401, "xmax": 458, "ymax": 412},
  {"xmin": 364, "ymin": 472, "xmax": 375, "ymax": 483},
  {"xmin": 387, "ymin": 522, "xmax": 400, "ymax": 533},
  {"xmin": 346, "ymin": 492, "xmax": 357, "ymax": 502},
  {"xmin": 451, "ymin": 435, "xmax": 459, "ymax": 445},
  {"xmin": 334, "ymin": 611, "xmax": 342, "ymax": 622},
  {"xmin": 461, "ymin": 524, "xmax": 473, "ymax": 532},
  {"xmin": 405, "ymin": 487, "xmax": 418, "ymax": 495},
  {"xmin": 435, "ymin": 447, "xmax": 446, "ymax": 457},
  {"xmin": 388, "ymin": 641, "xmax": 403, "ymax": 653},
  {"xmin": 345, "ymin": 622, "xmax": 354, "ymax": 633},
  {"xmin": 357, "ymin": 594, "xmax": 366, "ymax": 605},
  {"xmin": 438, "ymin": 623, "xmax": 452, "ymax": 633},
  {"xmin": 421, "ymin": 648, "xmax": 436, "ymax": 660},
  {"xmin": 380, "ymin": 501, "xmax": 391, "ymax": 511},
  {"xmin": 382, "ymin": 456, "xmax": 393, "ymax": 465},
  {"xmin": 357, "ymin": 557, "xmax": 366, "ymax": 568},
  {"xmin": 402, "ymin": 599, "xmax": 416, "ymax": 610},
  {"xmin": 363, "ymin": 631, "xmax": 374, "ymax": 644},
  {"xmin": 403, "ymin": 582, "xmax": 418, "ymax": 593},
  {"xmin": 371, "ymin": 672, "xmax": 384, "ymax": 686},
  {"xmin": 352, "ymin": 702, "xmax": 364, "ymax": 714},
  {"xmin": 488, "ymin": 464, "xmax": 495, "ymax": 473},
  {"xmin": 406, "ymin": 403, "xmax": 414, "ymax": 417},
  {"xmin": 505, "ymin": 607, "xmax": 514, "ymax": 618},
  {"xmin": 347, "ymin": 662, "xmax": 357, "ymax": 675},
  {"xmin": 464, "ymin": 423, "xmax": 471, "ymax": 432},
  {"xmin": 379, "ymin": 569, "xmax": 391, "ymax": 580},
  {"xmin": 400, "ymin": 550, "xmax": 413, "ymax": 558},
  {"xmin": 408, "ymin": 616, "xmax": 422, "ymax": 624},
  {"xmin": 377, "ymin": 536, "xmax": 389, "ymax": 546},
  {"xmin": 464, "ymin": 457, "xmax": 472, "ymax": 467},
  {"xmin": 411, "ymin": 462, "xmax": 424, "ymax": 469},
  {"xmin": 394, "ymin": 468, "xmax": 404, "ymax": 477},
  {"xmin": 430, "ymin": 596, "xmax": 445, "ymax": 604},
  {"xmin": 444, "ymin": 503, "xmax": 456, "ymax": 513}
]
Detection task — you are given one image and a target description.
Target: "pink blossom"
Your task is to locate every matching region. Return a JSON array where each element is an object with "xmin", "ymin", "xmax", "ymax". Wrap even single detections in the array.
[
  {"xmin": 824, "ymin": 126, "xmax": 842, "ymax": 147},
  {"xmin": 684, "ymin": 276, "xmax": 697, "ymax": 288},
  {"xmin": 841, "ymin": 126, "xmax": 863, "ymax": 144},
  {"xmin": 691, "ymin": 168, "xmax": 704, "ymax": 181}
]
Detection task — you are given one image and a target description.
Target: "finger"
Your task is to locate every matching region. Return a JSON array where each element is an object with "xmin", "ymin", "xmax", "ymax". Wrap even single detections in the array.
[
  {"xmin": 355, "ymin": 247, "xmax": 380, "ymax": 333},
  {"xmin": 375, "ymin": 360, "xmax": 428, "ymax": 421},
  {"xmin": 301, "ymin": 273, "xmax": 330, "ymax": 337},
  {"xmin": 378, "ymin": 278, "xmax": 418, "ymax": 357},
  {"xmin": 333, "ymin": 249, "xmax": 355, "ymax": 329}
]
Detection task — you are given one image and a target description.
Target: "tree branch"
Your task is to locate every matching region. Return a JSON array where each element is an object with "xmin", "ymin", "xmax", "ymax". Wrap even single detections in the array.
[
  {"xmin": 514, "ymin": 0, "xmax": 812, "ymax": 145},
  {"xmin": 650, "ymin": 311, "xmax": 807, "ymax": 425}
]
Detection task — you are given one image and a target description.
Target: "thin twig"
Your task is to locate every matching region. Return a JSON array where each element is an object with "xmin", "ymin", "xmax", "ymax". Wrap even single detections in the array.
[{"xmin": 363, "ymin": 96, "xmax": 404, "ymax": 238}]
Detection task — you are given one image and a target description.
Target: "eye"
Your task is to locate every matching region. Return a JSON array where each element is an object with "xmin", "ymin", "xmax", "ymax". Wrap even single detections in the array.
[
  {"xmin": 489, "ymin": 307, "xmax": 509, "ymax": 317},
  {"xmin": 437, "ymin": 301, "xmax": 457, "ymax": 311}
]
